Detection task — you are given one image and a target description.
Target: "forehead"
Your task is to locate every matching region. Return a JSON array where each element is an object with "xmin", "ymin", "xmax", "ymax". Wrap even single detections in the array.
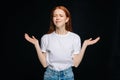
[{"xmin": 53, "ymin": 9, "xmax": 66, "ymax": 15}]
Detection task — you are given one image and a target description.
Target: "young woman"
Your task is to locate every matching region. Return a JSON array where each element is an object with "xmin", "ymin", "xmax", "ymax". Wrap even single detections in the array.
[{"xmin": 24, "ymin": 6, "xmax": 100, "ymax": 80}]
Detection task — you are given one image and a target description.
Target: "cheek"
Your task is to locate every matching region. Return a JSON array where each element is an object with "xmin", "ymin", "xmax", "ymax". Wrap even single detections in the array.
[{"xmin": 52, "ymin": 18, "xmax": 56, "ymax": 23}]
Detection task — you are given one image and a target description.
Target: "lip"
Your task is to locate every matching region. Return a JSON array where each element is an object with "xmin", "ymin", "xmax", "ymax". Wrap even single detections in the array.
[{"xmin": 56, "ymin": 21, "xmax": 61, "ymax": 23}]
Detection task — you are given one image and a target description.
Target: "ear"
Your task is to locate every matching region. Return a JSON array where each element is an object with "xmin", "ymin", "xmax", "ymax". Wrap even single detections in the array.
[{"xmin": 65, "ymin": 17, "xmax": 69, "ymax": 23}]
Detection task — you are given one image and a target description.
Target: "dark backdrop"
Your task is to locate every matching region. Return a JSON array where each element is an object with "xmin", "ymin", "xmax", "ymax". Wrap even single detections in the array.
[{"xmin": 2, "ymin": 0, "xmax": 120, "ymax": 80}]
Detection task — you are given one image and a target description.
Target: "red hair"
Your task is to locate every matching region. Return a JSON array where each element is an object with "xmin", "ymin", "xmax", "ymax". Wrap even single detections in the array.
[{"xmin": 47, "ymin": 6, "xmax": 72, "ymax": 34}]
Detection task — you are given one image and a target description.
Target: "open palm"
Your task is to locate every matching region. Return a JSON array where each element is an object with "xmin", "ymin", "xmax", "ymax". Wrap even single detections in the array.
[
  {"xmin": 83, "ymin": 37, "xmax": 100, "ymax": 46},
  {"xmin": 24, "ymin": 33, "xmax": 39, "ymax": 45}
]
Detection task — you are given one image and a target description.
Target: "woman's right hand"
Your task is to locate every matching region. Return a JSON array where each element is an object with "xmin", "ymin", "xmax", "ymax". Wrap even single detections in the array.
[{"xmin": 24, "ymin": 33, "xmax": 39, "ymax": 45}]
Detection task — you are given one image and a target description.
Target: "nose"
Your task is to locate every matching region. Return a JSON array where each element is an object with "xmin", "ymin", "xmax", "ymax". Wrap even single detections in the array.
[
  {"xmin": 55, "ymin": 15, "xmax": 60, "ymax": 20},
  {"xmin": 56, "ymin": 17, "xmax": 60, "ymax": 20}
]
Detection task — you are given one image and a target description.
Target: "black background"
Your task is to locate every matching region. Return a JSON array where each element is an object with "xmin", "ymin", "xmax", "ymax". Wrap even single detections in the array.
[{"xmin": 2, "ymin": 0, "xmax": 120, "ymax": 80}]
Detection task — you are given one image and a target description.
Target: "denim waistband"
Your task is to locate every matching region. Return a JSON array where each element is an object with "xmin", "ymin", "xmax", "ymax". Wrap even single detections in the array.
[
  {"xmin": 44, "ymin": 67, "xmax": 74, "ymax": 80},
  {"xmin": 46, "ymin": 67, "xmax": 72, "ymax": 74}
]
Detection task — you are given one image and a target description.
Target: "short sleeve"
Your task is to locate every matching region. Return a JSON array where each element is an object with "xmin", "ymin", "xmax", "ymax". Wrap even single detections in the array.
[
  {"xmin": 40, "ymin": 34, "xmax": 48, "ymax": 53},
  {"xmin": 72, "ymin": 34, "xmax": 81, "ymax": 55}
]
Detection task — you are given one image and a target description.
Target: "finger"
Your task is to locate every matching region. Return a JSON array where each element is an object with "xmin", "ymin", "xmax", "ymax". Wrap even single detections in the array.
[
  {"xmin": 97, "ymin": 37, "xmax": 100, "ymax": 40},
  {"xmin": 93, "ymin": 37, "xmax": 100, "ymax": 43},
  {"xmin": 95, "ymin": 37, "xmax": 100, "ymax": 41},
  {"xmin": 89, "ymin": 38, "xmax": 92, "ymax": 40},
  {"xmin": 25, "ymin": 33, "xmax": 29, "ymax": 37},
  {"xmin": 24, "ymin": 33, "xmax": 27, "ymax": 36},
  {"xmin": 24, "ymin": 33, "xmax": 28, "ymax": 38},
  {"xmin": 24, "ymin": 34, "xmax": 31, "ymax": 40},
  {"xmin": 25, "ymin": 33, "xmax": 28, "ymax": 35},
  {"xmin": 32, "ymin": 36, "xmax": 34, "ymax": 38},
  {"xmin": 32, "ymin": 36, "xmax": 36, "ymax": 39}
]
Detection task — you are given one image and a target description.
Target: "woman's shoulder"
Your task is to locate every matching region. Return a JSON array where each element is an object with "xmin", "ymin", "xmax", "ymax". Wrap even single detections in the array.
[
  {"xmin": 41, "ymin": 34, "xmax": 49, "ymax": 39},
  {"xmin": 69, "ymin": 32, "xmax": 81, "ymax": 42},
  {"xmin": 41, "ymin": 32, "xmax": 54, "ymax": 39},
  {"xmin": 69, "ymin": 31, "xmax": 80, "ymax": 38}
]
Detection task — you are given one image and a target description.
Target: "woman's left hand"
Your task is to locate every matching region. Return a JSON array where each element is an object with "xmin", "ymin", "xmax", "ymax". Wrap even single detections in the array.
[{"xmin": 83, "ymin": 37, "xmax": 100, "ymax": 46}]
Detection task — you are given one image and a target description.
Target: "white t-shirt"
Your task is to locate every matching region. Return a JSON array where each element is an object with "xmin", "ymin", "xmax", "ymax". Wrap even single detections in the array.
[{"xmin": 41, "ymin": 31, "xmax": 81, "ymax": 71}]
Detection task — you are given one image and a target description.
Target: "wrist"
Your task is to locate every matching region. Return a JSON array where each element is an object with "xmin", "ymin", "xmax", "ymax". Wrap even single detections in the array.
[
  {"xmin": 82, "ymin": 42, "xmax": 88, "ymax": 47},
  {"xmin": 34, "ymin": 42, "xmax": 39, "ymax": 47}
]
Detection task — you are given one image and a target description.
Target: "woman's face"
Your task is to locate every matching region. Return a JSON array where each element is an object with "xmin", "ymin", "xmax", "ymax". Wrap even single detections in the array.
[{"xmin": 53, "ymin": 9, "xmax": 69, "ymax": 29}]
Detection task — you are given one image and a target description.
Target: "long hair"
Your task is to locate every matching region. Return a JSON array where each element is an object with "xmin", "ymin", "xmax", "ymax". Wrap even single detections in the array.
[{"xmin": 47, "ymin": 6, "xmax": 72, "ymax": 34}]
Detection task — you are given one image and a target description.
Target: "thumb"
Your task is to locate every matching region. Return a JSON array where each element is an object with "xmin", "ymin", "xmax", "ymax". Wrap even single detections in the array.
[
  {"xmin": 89, "ymin": 38, "xmax": 92, "ymax": 40},
  {"xmin": 32, "ymin": 36, "xmax": 35, "ymax": 38}
]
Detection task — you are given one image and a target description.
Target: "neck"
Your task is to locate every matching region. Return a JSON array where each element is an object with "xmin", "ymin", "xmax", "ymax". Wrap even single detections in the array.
[{"xmin": 55, "ymin": 29, "xmax": 68, "ymax": 35}]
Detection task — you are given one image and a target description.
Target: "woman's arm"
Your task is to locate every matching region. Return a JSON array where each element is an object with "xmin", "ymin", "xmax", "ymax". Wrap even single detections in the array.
[
  {"xmin": 73, "ymin": 37, "xmax": 100, "ymax": 67},
  {"xmin": 24, "ymin": 33, "xmax": 47, "ymax": 68}
]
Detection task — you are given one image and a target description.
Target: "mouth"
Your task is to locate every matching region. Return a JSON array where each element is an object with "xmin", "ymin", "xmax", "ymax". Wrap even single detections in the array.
[{"xmin": 56, "ymin": 21, "xmax": 61, "ymax": 23}]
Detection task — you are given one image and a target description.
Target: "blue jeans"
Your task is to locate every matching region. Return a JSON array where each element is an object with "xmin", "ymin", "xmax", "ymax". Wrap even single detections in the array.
[{"xmin": 44, "ymin": 67, "xmax": 74, "ymax": 80}]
